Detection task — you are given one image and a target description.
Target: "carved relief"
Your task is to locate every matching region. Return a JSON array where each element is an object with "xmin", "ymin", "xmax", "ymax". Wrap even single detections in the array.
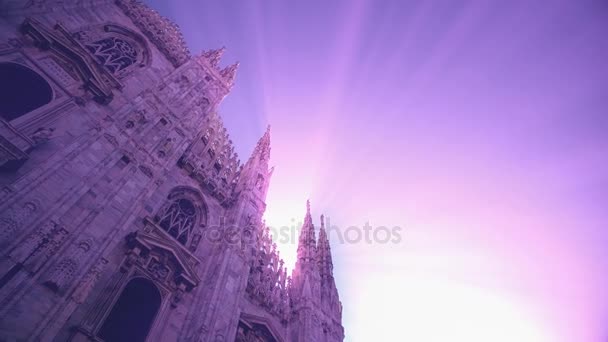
[
  {"xmin": 157, "ymin": 137, "xmax": 174, "ymax": 158},
  {"xmin": 115, "ymin": 0, "xmax": 190, "ymax": 67},
  {"xmin": 147, "ymin": 258, "xmax": 170, "ymax": 281},
  {"xmin": 0, "ymin": 201, "xmax": 38, "ymax": 249},
  {"xmin": 43, "ymin": 239, "xmax": 93, "ymax": 293},
  {"xmin": 37, "ymin": 56, "xmax": 78, "ymax": 87},
  {"xmin": 103, "ymin": 133, "xmax": 118, "ymax": 147},
  {"xmin": 19, "ymin": 222, "xmax": 69, "ymax": 274},
  {"xmin": 154, "ymin": 188, "xmax": 206, "ymax": 251},
  {"xmin": 138, "ymin": 164, "xmax": 153, "ymax": 178},
  {"xmin": 235, "ymin": 320, "xmax": 278, "ymax": 342},
  {"xmin": 71, "ymin": 257, "xmax": 108, "ymax": 304},
  {"xmin": 73, "ymin": 24, "xmax": 150, "ymax": 79},
  {"xmin": 125, "ymin": 109, "xmax": 148, "ymax": 131},
  {"xmin": 30, "ymin": 127, "xmax": 55, "ymax": 145}
]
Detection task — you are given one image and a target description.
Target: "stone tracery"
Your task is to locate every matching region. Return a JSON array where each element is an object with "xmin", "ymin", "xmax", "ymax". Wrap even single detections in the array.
[
  {"xmin": 154, "ymin": 188, "xmax": 206, "ymax": 251},
  {"xmin": 73, "ymin": 23, "xmax": 149, "ymax": 78},
  {"xmin": 85, "ymin": 37, "xmax": 138, "ymax": 74}
]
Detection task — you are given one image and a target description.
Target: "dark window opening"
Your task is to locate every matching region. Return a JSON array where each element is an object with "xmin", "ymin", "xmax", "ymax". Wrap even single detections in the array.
[
  {"xmin": 98, "ymin": 277, "xmax": 161, "ymax": 342},
  {"xmin": 120, "ymin": 155, "xmax": 131, "ymax": 166},
  {"xmin": 0, "ymin": 62, "xmax": 53, "ymax": 122}
]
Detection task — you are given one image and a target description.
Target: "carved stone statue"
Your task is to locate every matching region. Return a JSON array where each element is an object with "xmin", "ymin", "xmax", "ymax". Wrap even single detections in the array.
[{"xmin": 30, "ymin": 127, "xmax": 55, "ymax": 145}]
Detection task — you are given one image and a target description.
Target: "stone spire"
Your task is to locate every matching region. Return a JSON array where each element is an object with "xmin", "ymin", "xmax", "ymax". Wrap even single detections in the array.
[
  {"xmin": 315, "ymin": 213, "xmax": 342, "ymax": 322},
  {"xmin": 234, "ymin": 126, "xmax": 273, "ymax": 201},
  {"xmin": 317, "ymin": 214, "xmax": 334, "ymax": 279},
  {"xmin": 290, "ymin": 200, "xmax": 320, "ymax": 301},
  {"xmin": 201, "ymin": 47, "xmax": 225, "ymax": 68},
  {"xmin": 220, "ymin": 62, "xmax": 239, "ymax": 88},
  {"xmin": 250, "ymin": 125, "xmax": 271, "ymax": 164},
  {"xmin": 297, "ymin": 200, "xmax": 316, "ymax": 264}
]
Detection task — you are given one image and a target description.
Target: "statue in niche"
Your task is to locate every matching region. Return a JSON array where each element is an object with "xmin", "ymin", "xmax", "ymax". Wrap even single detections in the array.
[
  {"xmin": 158, "ymin": 137, "xmax": 174, "ymax": 158},
  {"xmin": 126, "ymin": 109, "xmax": 147, "ymax": 130},
  {"xmin": 30, "ymin": 127, "xmax": 55, "ymax": 145}
]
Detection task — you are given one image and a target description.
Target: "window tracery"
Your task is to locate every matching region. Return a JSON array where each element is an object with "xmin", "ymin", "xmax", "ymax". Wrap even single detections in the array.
[
  {"xmin": 158, "ymin": 198, "xmax": 196, "ymax": 245},
  {"xmin": 154, "ymin": 189, "xmax": 206, "ymax": 251},
  {"xmin": 85, "ymin": 37, "xmax": 138, "ymax": 74},
  {"xmin": 73, "ymin": 24, "xmax": 150, "ymax": 78}
]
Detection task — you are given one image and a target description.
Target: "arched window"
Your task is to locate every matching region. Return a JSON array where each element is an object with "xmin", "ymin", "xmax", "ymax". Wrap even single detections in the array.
[
  {"xmin": 74, "ymin": 24, "xmax": 150, "ymax": 78},
  {"xmin": 235, "ymin": 320, "xmax": 279, "ymax": 342},
  {"xmin": 154, "ymin": 188, "xmax": 206, "ymax": 251},
  {"xmin": 157, "ymin": 198, "xmax": 196, "ymax": 245},
  {"xmin": 85, "ymin": 37, "xmax": 138, "ymax": 74},
  {"xmin": 98, "ymin": 277, "xmax": 161, "ymax": 342},
  {"xmin": 0, "ymin": 62, "xmax": 52, "ymax": 122}
]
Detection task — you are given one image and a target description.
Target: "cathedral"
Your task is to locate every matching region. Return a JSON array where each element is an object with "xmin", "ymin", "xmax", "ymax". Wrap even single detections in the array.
[{"xmin": 0, "ymin": 1, "xmax": 344, "ymax": 341}]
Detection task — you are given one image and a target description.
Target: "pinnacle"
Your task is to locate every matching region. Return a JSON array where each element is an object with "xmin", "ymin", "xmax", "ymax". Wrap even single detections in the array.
[{"xmin": 202, "ymin": 46, "xmax": 226, "ymax": 67}]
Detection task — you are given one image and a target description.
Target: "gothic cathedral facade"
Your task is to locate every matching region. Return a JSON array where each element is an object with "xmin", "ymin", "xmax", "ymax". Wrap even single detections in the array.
[{"xmin": 0, "ymin": 1, "xmax": 344, "ymax": 341}]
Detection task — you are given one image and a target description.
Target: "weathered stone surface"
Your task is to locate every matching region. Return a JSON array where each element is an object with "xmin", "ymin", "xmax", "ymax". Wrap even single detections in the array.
[{"xmin": 0, "ymin": 2, "xmax": 343, "ymax": 341}]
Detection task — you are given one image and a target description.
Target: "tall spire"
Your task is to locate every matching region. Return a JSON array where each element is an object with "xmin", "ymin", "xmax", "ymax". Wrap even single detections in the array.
[
  {"xmin": 220, "ymin": 62, "xmax": 239, "ymax": 88},
  {"xmin": 317, "ymin": 214, "xmax": 334, "ymax": 279},
  {"xmin": 201, "ymin": 46, "xmax": 225, "ymax": 67},
  {"xmin": 316, "ymin": 213, "xmax": 342, "ymax": 320},
  {"xmin": 235, "ymin": 126, "xmax": 272, "ymax": 200},
  {"xmin": 297, "ymin": 200, "xmax": 317, "ymax": 265},
  {"xmin": 250, "ymin": 125, "xmax": 271, "ymax": 163}
]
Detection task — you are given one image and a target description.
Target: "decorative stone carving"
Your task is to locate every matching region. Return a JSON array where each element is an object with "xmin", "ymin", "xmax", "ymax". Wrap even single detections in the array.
[
  {"xmin": 235, "ymin": 320, "xmax": 278, "ymax": 342},
  {"xmin": 0, "ymin": 201, "xmax": 38, "ymax": 249},
  {"xmin": 147, "ymin": 258, "xmax": 170, "ymax": 281},
  {"xmin": 43, "ymin": 239, "xmax": 93, "ymax": 293},
  {"xmin": 70, "ymin": 257, "xmax": 108, "ymax": 304},
  {"xmin": 115, "ymin": 0, "xmax": 190, "ymax": 67},
  {"xmin": 246, "ymin": 224, "xmax": 290, "ymax": 321},
  {"xmin": 30, "ymin": 127, "xmax": 55, "ymax": 145},
  {"xmin": 138, "ymin": 164, "xmax": 153, "ymax": 178},
  {"xmin": 20, "ymin": 222, "xmax": 69, "ymax": 273},
  {"xmin": 125, "ymin": 108, "xmax": 148, "ymax": 130},
  {"xmin": 157, "ymin": 137, "xmax": 174, "ymax": 158},
  {"xmin": 20, "ymin": 19, "xmax": 116, "ymax": 104},
  {"xmin": 171, "ymin": 286, "xmax": 185, "ymax": 308},
  {"xmin": 177, "ymin": 112, "xmax": 245, "ymax": 207},
  {"xmin": 103, "ymin": 133, "xmax": 118, "ymax": 147},
  {"xmin": 219, "ymin": 62, "xmax": 239, "ymax": 89},
  {"xmin": 154, "ymin": 188, "xmax": 206, "ymax": 251}
]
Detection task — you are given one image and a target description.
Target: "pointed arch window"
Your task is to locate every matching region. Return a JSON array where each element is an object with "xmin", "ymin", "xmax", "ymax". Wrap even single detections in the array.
[
  {"xmin": 85, "ymin": 37, "xmax": 138, "ymax": 74},
  {"xmin": 98, "ymin": 277, "xmax": 161, "ymax": 342},
  {"xmin": 154, "ymin": 188, "xmax": 206, "ymax": 251},
  {"xmin": 74, "ymin": 24, "xmax": 150, "ymax": 78},
  {"xmin": 157, "ymin": 198, "xmax": 196, "ymax": 245},
  {"xmin": 0, "ymin": 62, "xmax": 52, "ymax": 122}
]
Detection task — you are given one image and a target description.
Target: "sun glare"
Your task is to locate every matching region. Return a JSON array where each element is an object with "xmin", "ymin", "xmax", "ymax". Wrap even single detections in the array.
[{"xmin": 350, "ymin": 276, "xmax": 553, "ymax": 342}]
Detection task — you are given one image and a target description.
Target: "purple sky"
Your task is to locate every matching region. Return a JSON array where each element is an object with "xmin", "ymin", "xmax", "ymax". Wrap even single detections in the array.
[{"xmin": 148, "ymin": 1, "xmax": 608, "ymax": 340}]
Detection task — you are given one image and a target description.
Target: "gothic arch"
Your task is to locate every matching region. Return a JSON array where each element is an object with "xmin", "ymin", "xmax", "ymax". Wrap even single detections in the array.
[
  {"xmin": 97, "ymin": 277, "xmax": 162, "ymax": 342},
  {"xmin": 73, "ymin": 23, "xmax": 151, "ymax": 78},
  {"xmin": 154, "ymin": 186, "xmax": 207, "ymax": 252},
  {"xmin": 236, "ymin": 313, "xmax": 283, "ymax": 342},
  {"xmin": 0, "ymin": 62, "xmax": 53, "ymax": 122}
]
